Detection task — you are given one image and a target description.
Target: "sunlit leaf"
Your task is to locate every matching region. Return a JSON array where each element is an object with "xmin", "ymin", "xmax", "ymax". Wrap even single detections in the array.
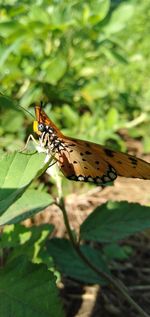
[
  {"xmin": 0, "ymin": 152, "xmax": 47, "ymax": 215},
  {"xmin": 42, "ymin": 56, "xmax": 67, "ymax": 85},
  {"xmin": 0, "ymin": 189, "xmax": 53, "ymax": 225}
]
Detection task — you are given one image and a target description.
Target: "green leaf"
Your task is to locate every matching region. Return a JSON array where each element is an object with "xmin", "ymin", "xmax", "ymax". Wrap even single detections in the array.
[
  {"xmin": 103, "ymin": 243, "xmax": 133, "ymax": 261},
  {"xmin": 143, "ymin": 135, "xmax": 150, "ymax": 153},
  {"xmin": 0, "ymin": 257, "xmax": 65, "ymax": 317},
  {"xmin": 46, "ymin": 238, "xmax": 110, "ymax": 285},
  {"xmin": 0, "ymin": 37, "xmax": 24, "ymax": 68},
  {"xmin": 42, "ymin": 56, "xmax": 67, "ymax": 85},
  {"xmin": 88, "ymin": 0, "xmax": 110, "ymax": 25},
  {"xmin": 0, "ymin": 152, "xmax": 47, "ymax": 215},
  {"xmin": 0, "ymin": 223, "xmax": 53, "ymax": 249},
  {"xmin": 80, "ymin": 201, "xmax": 150, "ymax": 243},
  {"xmin": 19, "ymin": 85, "xmax": 43, "ymax": 109},
  {"xmin": 106, "ymin": 107, "xmax": 119, "ymax": 129},
  {"xmin": 0, "ymin": 224, "xmax": 54, "ymax": 265},
  {"xmin": 0, "ymin": 189, "xmax": 53, "ymax": 225},
  {"xmin": 104, "ymin": 3, "xmax": 134, "ymax": 34},
  {"xmin": 0, "ymin": 21, "xmax": 19, "ymax": 37},
  {"xmin": 0, "ymin": 109, "xmax": 24, "ymax": 133},
  {"xmin": 0, "ymin": 95, "xmax": 18, "ymax": 110}
]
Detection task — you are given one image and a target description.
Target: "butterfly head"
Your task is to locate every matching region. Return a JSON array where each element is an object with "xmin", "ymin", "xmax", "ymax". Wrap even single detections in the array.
[
  {"xmin": 33, "ymin": 120, "xmax": 46, "ymax": 136},
  {"xmin": 33, "ymin": 105, "xmax": 63, "ymax": 137},
  {"xmin": 33, "ymin": 119, "xmax": 55, "ymax": 137},
  {"xmin": 33, "ymin": 105, "xmax": 66, "ymax": 153},
  {"xmin": 33, "ymin": 105, "xmax": 54, "ymax": 137}
]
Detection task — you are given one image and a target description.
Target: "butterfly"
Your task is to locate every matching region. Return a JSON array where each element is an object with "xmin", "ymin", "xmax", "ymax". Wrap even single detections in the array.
[{"xmin": 33, "ymin": 105, "xmax": 150, "ymax": 185}]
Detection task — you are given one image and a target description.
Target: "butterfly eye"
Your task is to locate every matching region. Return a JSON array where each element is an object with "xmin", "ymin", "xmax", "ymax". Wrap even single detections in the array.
[{"xmin": 38, "ymin": 123, "xmax": 45, "ymax": 132}]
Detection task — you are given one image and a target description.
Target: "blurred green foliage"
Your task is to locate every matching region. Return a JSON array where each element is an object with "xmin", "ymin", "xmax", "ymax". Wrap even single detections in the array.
[
  {"xmin": 0, "ymin": 0, "xmax": 150, "ymax": 153},
  {"xmin": 1, "ymin": 2, "xmax": 150, "ymax": 314}
]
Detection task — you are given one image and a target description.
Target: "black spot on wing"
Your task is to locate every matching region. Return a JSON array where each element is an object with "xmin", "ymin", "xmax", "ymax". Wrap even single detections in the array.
[
  {"xmin": 117, "ymin": 160, "xmax": 122, "ymax": 164},
  {"xmin": 85, "ymin": 151, "xmax": 92, "ymax": 155},
  {"xmin": 104, "ymin": 149, "xmax": 115, "ymax": 157},
  {"xmin": 128, "ymin": 157, "xmax": 138, "ymax": 166},
  {"xmin": 85, "ymin": 142, "xmax": 91, "ymax": 148}
]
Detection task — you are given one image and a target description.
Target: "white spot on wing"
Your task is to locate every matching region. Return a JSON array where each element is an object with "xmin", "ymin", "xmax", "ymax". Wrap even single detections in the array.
[
  {"xmin": 103, "ymin": 176, "xmax": 111, "ymax": 182},
  {"xmin": 109, "ymin": 172, "xmax": 116, "ymax": 180},
  {"xmin": 78, "ymin": 176, "xmax": 85, "ymax": 181},
  {"xmin": 96, "ymin": 177, "xmax": 102, "ymax": 183}
]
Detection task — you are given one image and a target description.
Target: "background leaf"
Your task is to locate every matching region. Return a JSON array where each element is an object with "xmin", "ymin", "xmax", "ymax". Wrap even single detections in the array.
[
  {"xmin": 46, "ymin": 238, "xmax": 110, "ymax": 285},
  {"xmin": 80, "ymin": 201, "xmax": 150, "ymax": 242},
  {"xmin": 104, "ymin": 3, "xmax": 134, "ymax": 34},
  {"xmin": 42, "ymin": 56, "xmax": 67, "ymax": 85}
]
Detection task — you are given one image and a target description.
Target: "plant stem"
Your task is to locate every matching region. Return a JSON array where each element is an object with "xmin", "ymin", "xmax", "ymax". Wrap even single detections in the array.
[{"xmin": 57, "ymin": 197, "xmax": 150, "ymax": 317}]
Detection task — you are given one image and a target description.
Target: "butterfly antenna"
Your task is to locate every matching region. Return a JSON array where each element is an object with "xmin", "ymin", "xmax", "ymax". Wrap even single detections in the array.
[
  {"xmin": 40, "ymin": 101, "xmax": 47, "ymax": 109},
  {"xmin": 18, "ymin": 105, "xmax": 35, "ymax": 119}
]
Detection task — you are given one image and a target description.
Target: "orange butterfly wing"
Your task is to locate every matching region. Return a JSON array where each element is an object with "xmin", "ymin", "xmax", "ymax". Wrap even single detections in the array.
[
  {"xmin": 57, "ymin": 137, "xmax": 150, "ymax": 183},
  {"xmin": 55, "ymin": 138, "xmax": 116, "ymax": 184},
  {"xmin": 34, "ymin": 106, "xmax": 150, "ymax": 184}
]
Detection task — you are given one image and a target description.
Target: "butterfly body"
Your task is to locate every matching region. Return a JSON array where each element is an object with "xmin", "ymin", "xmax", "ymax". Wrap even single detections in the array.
[{"xmin": 33, "ymin": 106, "xmax": 150, "ymax": 185}]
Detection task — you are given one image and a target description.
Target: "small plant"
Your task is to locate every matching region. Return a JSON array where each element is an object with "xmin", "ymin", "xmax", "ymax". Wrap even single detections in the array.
[{"xmin": 0, "ymin": 147, "xmax": 150, "ymax": 317}]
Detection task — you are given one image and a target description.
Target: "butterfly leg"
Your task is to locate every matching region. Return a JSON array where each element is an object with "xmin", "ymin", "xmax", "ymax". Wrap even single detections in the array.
[
  {"xmin": 19, "ymin": 134, "xmax": 39, "ymax": 153},
  {"xmin": 49, "ymin": 160, "xmax": 57, "ymax": 168}
]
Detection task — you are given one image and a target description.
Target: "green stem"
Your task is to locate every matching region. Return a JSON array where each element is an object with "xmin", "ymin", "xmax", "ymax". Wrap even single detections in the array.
[{"xmin": 57, "ymin": 197, "xmax": 150, "ymax": 317}]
